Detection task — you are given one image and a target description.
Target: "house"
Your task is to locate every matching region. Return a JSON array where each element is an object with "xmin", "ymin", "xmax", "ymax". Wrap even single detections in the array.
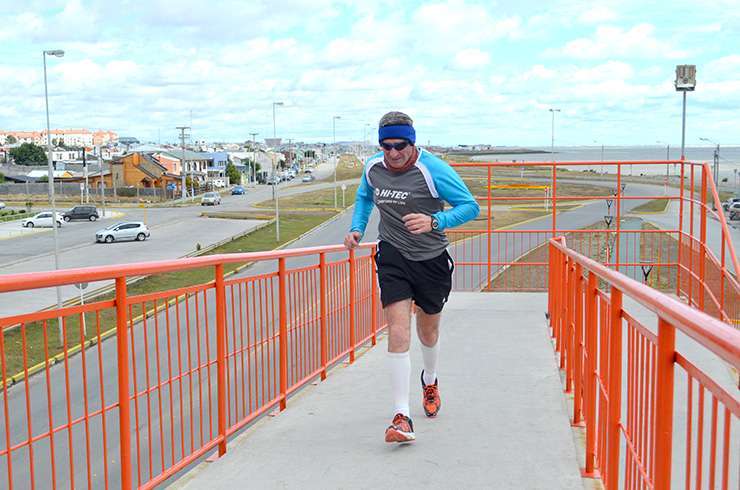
[{"xmin": 108, "ymin": 152, "xmax": 181, "ymax": 190}]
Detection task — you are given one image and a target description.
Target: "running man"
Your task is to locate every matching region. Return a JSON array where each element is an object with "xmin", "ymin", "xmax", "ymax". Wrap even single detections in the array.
[{"xmin": 344, "ymin": 111, "xmax": 480, "ymax": 443}]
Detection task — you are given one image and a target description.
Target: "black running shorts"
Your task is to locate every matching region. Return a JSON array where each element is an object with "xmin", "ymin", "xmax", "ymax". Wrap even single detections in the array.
[{"xmin": 374, "ymin": 241, "xmax": 454, "ymax": 314}]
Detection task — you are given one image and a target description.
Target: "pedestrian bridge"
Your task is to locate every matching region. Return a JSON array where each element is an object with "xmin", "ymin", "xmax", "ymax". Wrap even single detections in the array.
[{"xmin": 0, "ymin": 160, "xmax": 738, "ymax": 489}]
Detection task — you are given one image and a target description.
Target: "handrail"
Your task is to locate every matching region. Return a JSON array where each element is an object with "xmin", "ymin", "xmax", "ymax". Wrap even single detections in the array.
[
  {"xmin": 0, "ymin": 242, "xmax": 377, "ymax": 293},
  {"xmin": 702, "ymin": 161, "xmax": 740, "ymax": 277},
  {"xmin": 550, "ymin": 236, "xmax": 740, "ymax": 368}
]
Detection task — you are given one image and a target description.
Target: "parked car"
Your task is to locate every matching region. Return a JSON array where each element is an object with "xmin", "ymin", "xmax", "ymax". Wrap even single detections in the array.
[
  {"xmin": 231, "ymin": 185, "xmax": 246, "ymax": 195},
  {"xmin": 96, "ymin": 222, "xmax": 150, "ymax": 243},
  {"xmin": 722, "ymin": 197, "xmax": 740, "ymax": 211},
  {"xmin": 212, "ymin": 179, "xmax": 226, "ymax": 188},
  {"xmin": 22, "ymin": 212, "xmax": 63, "ymax": 228},
  {"xmin": 301, "ymin": 174, "xmax": 315, "ymax": 183},
  {"xmin": 63, "ymin": 205, "xmax": 99, "ymax": 222},
  {"xmin": 201, "ymin": 192, "xmax": 222, "ymax": 205},
  {"xmin": 728, "ymin": 202, "xmax": 740, "ymax": 220},
  {"xmin": 0, "ymin": 202, "xmax": 5, "ymax": 210},
  {"xmin": 266, "ymin": 176, "xmax": 280, "ymax": 185}
]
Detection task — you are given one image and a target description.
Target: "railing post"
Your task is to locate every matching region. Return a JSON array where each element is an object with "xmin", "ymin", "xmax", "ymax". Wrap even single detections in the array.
[
  {"xmin": 563, "ymin": 260, "xmax": 577, "ymax": 393},
  {"xmin": 487, "ymin": 166, "xmax": 492, "ymax": 289},
  {"xmin": 278, "ymin": 257, "xmax": 288, "ymax": 410},
  {"xmin": 115, "ymin": 277, "xmax": 132, "ymax": 490},
  {"xmin": 676, "ymin": 162, "xmax": 685, "ymax": 297},
  {"xmin": 214, "ymin": 263, "xmax": 227, "ymax": 456},
  {"xmin": 348, "ymin": 248, "xmax": 357, "ymax": 363},
  {"xmin": 370, "ymin": 246, "xmax": 378, "ymax": 346},
  {"xmin": 319, "ymin": 252, "xmax": 328, "ymax": 380},
  {"xmin": 606, "ymin": 287, "xmax": 623, "ymax": 488},
  {"xmin": 654, "ymin": 317, "xmax": 676, "ymax": 490},
  {"xmin": 615, "ymin": 163, "xmax": 621, "ymax": 273},
  {"xmin": 582, "ymin": 272, "xmax": 598, "ymax": 477},
  {"xmin": 572, "ymin": 263, "xmax": 584, "ymax": 425},
  {"xmin": 699, "ymin": 168, "xmax": 707, "ymax": 311}
]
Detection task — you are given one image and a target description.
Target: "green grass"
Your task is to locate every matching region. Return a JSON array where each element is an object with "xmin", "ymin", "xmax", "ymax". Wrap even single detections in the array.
[
  {"xmin": 317, "ymin": 154, "xmax": 363, "ymax": 182},
  {"xmin": 1, "ymin": 212, "xmax": 334, "ymax": 380},
  {"xmin": 632, "ymin": 199, "xmax": 670, "ymax": 213},
  {"xmin": 255, "ymin": 184, "xmax": 359, "ymax": 210}
]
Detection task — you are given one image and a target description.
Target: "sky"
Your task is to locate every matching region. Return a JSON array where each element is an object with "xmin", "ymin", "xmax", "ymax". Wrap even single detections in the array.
[{"xmin": 0, "ymin": 0, "xmax": 738, "ymax": 147}]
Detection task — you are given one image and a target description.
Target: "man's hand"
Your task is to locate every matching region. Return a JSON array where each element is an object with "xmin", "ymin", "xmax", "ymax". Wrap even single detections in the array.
[
  {"xmin": 344, "ymin": 231, "xmax": 362, "ymax": 249},
  {"xmin": 403, "ymin": 213, "xmax": 433, "ymax": 234}
]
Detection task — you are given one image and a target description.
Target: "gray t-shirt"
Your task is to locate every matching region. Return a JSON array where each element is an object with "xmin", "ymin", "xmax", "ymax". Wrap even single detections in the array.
[
  {"xmin": 367, "ymin": 159, "xmax": 447, "ymax": 261},
  {"xmin": 351, "ymin": 149, "xmax": 480, "ymax": 261}
]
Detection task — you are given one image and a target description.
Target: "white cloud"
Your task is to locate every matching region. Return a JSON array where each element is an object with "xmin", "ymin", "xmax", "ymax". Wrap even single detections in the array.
[
  {"xmin": 453, "ymin": 49, "xmax": 491, "ymax": 69},
  {"xmin": 578, "ymin": 5, "xmax": 618, "ymax": 24},
  {"xmin": 550, "ymin": 24, "xmax": 688, "ymax": 60}
]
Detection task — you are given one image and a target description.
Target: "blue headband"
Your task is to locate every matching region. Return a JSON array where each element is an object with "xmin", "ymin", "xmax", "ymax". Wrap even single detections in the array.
[{"xmin": 378, "ymin": 124, "xmax": 416, "ymax": 144}]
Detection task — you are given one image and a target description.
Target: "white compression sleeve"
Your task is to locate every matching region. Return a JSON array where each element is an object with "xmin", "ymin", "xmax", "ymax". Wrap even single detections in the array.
[
  {"xmin": 420, "ymin": 336, "xmax": 440, "ymax": 385},
  {"xmin": 388, "ymin": 351, "xmax": 410, "ymax": 417}
]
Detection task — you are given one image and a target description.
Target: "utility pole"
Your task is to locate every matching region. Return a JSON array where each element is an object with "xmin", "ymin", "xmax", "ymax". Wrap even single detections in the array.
[
  {"xmin": 176, "ymin": 126, "xmax": 190, "ymax": 200},
  {"xmin": 82, "ymin": 147, "xmax": 89, "ymax": 203},
  {"xmin": 99, "ymin": 146, "xmax": 106, "ymax": 217},
  {"xmin": 250, "ymin": 132, "xmax": 258, "ymax": 185},
  {"xmin": 549, "ymin": 108, "xmax": 560, "ymax": 159},
  {"xmin": 333, "ymin": 115, "xmax": 341, "ymax": 209}
]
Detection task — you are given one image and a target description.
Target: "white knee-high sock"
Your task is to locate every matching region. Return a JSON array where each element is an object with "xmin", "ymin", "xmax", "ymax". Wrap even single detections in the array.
[
  {"xmin": 420, "ymin": 336, "xmax": 440, "ymax": 385},
  {"xmin": 388, "ymin": 351, "xmax": 410, "ymax": 417}
]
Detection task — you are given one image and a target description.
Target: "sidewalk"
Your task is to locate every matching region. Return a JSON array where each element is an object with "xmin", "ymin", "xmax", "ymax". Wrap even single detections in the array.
[{"xmin": 174, "ymin": 293, "xmax": 585, "ymax": 489}]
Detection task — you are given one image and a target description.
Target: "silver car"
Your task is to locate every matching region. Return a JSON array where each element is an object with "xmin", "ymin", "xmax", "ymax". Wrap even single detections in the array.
[
  {"xmin": 201, "ymin": 192, "xmax": 222, "ymax": 205},
  {"xmin": 22, "ymin": 212, "xmax": 63, "ymax": 228},
  {"xmin": 96, "ymin": 221, "xmax": 150, "ymax": 243}
]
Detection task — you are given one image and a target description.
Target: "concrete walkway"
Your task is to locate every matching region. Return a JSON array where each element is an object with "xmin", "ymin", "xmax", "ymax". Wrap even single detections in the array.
[{"xmin": 174, "ymin": 293, "xmax": 585, "ymax": 489}]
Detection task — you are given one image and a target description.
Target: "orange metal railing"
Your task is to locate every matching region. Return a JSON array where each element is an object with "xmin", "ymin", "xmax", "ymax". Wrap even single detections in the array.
[
  {"xmin": 548, "ymin": 236, "xmax": 739, "ymax": 490},
  {"xmin": 0, "ymin": 244, "xmax": 383, "ymax": 489},
  {"xmin": 446, "ymin": 160, "xmax": 739, "ymax": 325}
]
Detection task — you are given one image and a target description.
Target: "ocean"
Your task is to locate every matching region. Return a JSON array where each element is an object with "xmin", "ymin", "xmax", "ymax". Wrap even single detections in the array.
[{"xmin": 470, "ymin": 146, "xmax": 740, "ymax": 183}]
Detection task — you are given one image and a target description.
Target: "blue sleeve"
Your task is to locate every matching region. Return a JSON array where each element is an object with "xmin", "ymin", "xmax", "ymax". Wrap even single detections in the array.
[
  {"xmin": 350, "ymin": 167, "xmax": 374, "ymax": 236},
  {"xmin": 429, "ymin": 159, "xmax": 480, "ymax": 231}
]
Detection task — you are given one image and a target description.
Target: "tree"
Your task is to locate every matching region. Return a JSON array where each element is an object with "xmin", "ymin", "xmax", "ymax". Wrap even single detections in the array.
[
  {"xmin": 225, "ymin": 162, "xmax": 241, "ymax": 185},
  {"xmin": 9, "ymin": 143, "xmax": 47, "ymax": 165},
  {"xmin": 5, "ymin": 135, "xmax": 17, "ymax": 144},
  {"xmin": 0, "ymin": 172, "xmax": 5, "ymax": 183}
]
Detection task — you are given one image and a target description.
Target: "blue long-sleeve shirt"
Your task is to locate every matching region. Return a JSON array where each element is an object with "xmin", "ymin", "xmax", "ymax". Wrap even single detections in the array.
[{"xmin": 350, "ymin": 148, "xmax": 480, "ymax": 261}]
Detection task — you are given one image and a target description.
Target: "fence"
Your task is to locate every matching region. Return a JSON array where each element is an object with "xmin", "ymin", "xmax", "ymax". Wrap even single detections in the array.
[
  {"xmin": 445, "ymin": 160, "xmax": 739, "ymax": 325},
  {"xmin": 548, "ymin": 236, "xmax": 739, "ymax": 489},
  {"xmin": 0, "ymin": 183, "xmax": 171, "ymax": 200},
  {"xmin": 0, "ymin": 244, "xmax": 383, "ymax": 489}
]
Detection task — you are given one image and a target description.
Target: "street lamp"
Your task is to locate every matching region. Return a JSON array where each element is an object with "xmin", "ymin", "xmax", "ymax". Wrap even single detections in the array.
[
  {"xmin": 249, "ymin": 132, "xmax": 258, "ymax": 186},
  {"xmin": 43, "ymin": 48, "xmax": 65, "ymax": 345},
  {"xmin": 333, "ymin": 115, "xmax": 341, "ymax": 209},
  {"xmin": 272, "ymin": 102, "xmax": 284, "ymax": 242},
  {"xmin": 548, "ymin": 108, "xmax": 560, "ymax": 158},
  {"xmin": 699, "ymin": 137, "xmax": 720, "ymax": 186},
  {"xmin": 675, "ymin": 65, "xmax": 696, "ymax": 161}
]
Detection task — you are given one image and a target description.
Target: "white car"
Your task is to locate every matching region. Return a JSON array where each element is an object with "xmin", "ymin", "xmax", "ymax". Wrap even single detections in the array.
[
  {"xmin": 0, "ymin": 202, "xmax": 5, "ymax": 210},
  {"xmin": 722, "ymin": 197, "xmax": 740, "ymax": 211},
  {"xmin": 201, "ymin": 192, "xmax": 222, "ymax": 205},
  {"xmin": 728, "ymin": 202, "xmax": 740, "ymax": 220},
  {"xmin": 96, "ymin": 222, "xmax": 150, "ymax": 243},
  {"xmin": 22, "ymin": 212, "xmax": 63, "ymax": 228}
]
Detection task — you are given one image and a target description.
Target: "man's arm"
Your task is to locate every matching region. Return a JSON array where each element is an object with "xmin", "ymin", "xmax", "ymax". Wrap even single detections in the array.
[
  {"xmin": 349, "ymin": 167, "xmax": 375, "ymax": 237},
  {"xmin": 429, "ymin": 159, "xmax": 480, "ymax": 231}
]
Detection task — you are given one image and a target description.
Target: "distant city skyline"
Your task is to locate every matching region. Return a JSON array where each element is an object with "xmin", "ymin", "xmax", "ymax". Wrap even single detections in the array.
[{"xmin": 1, "ymin": 1, "xmax": 738, "ymax": 146}]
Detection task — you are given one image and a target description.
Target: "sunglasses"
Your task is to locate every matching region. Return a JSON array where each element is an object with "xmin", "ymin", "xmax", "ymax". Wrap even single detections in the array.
[{"xmin": 380, "ymin": 141, "xmax": 411, "ymax": 151}]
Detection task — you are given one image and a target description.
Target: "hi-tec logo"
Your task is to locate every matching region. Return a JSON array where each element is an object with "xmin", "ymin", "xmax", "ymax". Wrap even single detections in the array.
[{"xmin": 375, "ymin": 188, "xmax": 409, "ymax": 200}]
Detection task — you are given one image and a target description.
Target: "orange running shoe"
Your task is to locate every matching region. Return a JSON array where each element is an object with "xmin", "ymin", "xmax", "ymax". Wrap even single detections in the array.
[
  {"xmin": 421, "ymin": 371, "xmax": 441, "ymax": 417},
  {"xmin": 384, "ymin": 413, "xmax": 415, "ymax": 443}
]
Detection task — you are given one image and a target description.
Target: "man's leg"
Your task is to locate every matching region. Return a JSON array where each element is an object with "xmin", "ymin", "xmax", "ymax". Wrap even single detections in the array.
[
  {"xmin": 416, "ymin": 310, "xmax": 442, "ymax": 417},
  {"xmin": 384, "ymin": 299, "xmax": 416, "ymax": 442},
  {"xmin": 386, "ymin": 299, "xmax": 412, "ymax": 416},
  {"xmin": 416, "ymin": 310, "xmax": 441, "ymax": 384}
]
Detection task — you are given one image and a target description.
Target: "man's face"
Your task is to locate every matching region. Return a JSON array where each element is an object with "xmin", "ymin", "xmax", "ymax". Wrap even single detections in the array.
[{"xmin": 381, "ymin": 138, "xmax": 415, "ymax": 169}]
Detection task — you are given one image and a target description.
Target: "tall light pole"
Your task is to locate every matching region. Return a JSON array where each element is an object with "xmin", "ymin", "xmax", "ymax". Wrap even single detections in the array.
[
  {"xmin": 43, "ymin": 49, "xmax": 65, "ymax": 345},
  {"xmin": 675, "ymin": 65, "xmax": 696, "ymax": 163},
  {"xmin": 176, "ymin": 126, "xmax": 190, "ymax": 199},
  {"xmin": 699, "ymin": 137, "xmax": 720, "ymax": 186},
  {"xmin": 272, "ymin": 101, "xmax": 284, "ymax": 242},
  {"xmin": 548, "ymin": 108, "xmax": 560, "ymax": 158},
  {"xmin": 333, "ymin": 115, "xmax": 341, "ymax": 209},
  {"xmin": 249, "ymin": 132, "xmax": 258, "ymax": 185}
]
